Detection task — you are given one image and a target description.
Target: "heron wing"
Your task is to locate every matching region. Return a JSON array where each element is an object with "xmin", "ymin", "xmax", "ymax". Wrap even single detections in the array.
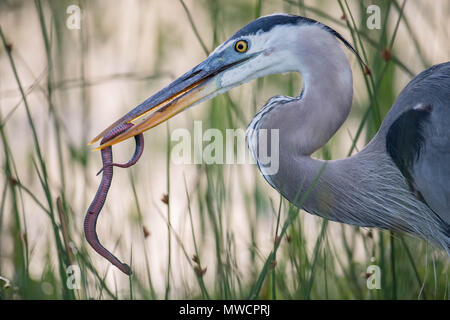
[
  {"xmin": 413, "ymin": 103, "xmax": 450, "ymax": 226},
  {"xmin": 386, "ymin": 62, "xmax": 450, "ymax": 226}
]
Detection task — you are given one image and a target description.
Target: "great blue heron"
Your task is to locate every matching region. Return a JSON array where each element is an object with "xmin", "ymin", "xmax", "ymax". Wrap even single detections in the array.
[{"xmin": 86, "ymin": 14, "xmax": 450, "ymax": 274}]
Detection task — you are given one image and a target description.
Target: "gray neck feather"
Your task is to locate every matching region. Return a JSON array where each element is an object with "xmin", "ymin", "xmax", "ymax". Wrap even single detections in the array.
[
  {"xmin": 262, "ymin": 25, "xmax": 354, "ymax": 213},
  {"xmin": 251, "ymin": 25, "xmax": 354, "ymax": 196}
]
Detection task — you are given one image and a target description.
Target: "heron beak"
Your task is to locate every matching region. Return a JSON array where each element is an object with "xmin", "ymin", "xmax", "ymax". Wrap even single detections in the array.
[{"xmin": 90, "ymin": 55, "xmax": 251, "ymax": 150}]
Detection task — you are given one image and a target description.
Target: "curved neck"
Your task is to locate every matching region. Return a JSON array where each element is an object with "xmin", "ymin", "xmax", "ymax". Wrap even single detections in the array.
[
  {"xmin": 294, "ymin": 25, "xmax": 354, "ymax": 156},
  {"xmin": 256, "ymin": 25, "xmax": 354, "ymax": 157},
  {"xmin": 251, "ymin": 25, "xmax": 354, "ymax": 216}
]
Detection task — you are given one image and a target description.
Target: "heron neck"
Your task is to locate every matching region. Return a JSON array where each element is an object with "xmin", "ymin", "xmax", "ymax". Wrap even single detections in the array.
[
  {"xmin": 257, "ymin": 27, "xmax": 354, "ymax": 215},
  {"xmin": 294, "ymin": 26, "xmax": 354, "ymax": 156}
]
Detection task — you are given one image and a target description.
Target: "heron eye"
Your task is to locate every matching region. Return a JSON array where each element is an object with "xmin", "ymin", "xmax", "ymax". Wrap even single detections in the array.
[{"xmin": 234, "ymin": 40, "xmax": 248, "ymax": 53}]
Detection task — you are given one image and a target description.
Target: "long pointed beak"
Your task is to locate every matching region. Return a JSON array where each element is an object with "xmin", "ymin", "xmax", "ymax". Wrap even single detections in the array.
[{"xmin": 90, "ymin": 55, "xmax": 251, "ymax": 150}]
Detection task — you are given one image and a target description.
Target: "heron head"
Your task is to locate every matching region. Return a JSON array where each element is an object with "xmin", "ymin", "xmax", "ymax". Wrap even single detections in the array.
[{"xmin": 90, "ymin": 14, "xmax": 358, "ymax": 149}]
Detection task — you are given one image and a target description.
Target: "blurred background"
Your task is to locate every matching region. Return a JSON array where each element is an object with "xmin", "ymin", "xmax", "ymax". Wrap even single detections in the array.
[{"xmin": 0, "ymin": 0, "xmax": 449, "ymax": 299}]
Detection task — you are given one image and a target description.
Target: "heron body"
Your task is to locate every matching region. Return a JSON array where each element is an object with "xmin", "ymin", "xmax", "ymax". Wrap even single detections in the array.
[
  {"xmin": 89, "ymin": 14, "xmax": 449, "ymax": 273},
  {"xmin": 244, "ymin": 18, "xmax": 450, "ymax": 251}
]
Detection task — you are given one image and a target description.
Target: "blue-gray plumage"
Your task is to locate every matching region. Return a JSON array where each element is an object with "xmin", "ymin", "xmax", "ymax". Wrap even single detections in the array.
[
  {"xmin": 93, "ymin": 14, "xmax": 450, "ymax": 254},
  {"xmin": 385, "ymin": 63, "xmax": 450, "ymax": 236}
]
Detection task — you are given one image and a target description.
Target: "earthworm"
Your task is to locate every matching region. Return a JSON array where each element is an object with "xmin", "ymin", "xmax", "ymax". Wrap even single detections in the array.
[
  {"xmin": 84, "ymin": 123, "xmax": 144, "ymax": 275},
  {"xmin": 96, "ymin": 133, "xmax": 144, "ymax": 175}
]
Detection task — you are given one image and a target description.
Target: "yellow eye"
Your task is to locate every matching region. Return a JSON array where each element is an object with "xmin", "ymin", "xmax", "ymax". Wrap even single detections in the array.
[{"xmin": 234, "ymin": 40, "xmax": 248, "ymax": 53}]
